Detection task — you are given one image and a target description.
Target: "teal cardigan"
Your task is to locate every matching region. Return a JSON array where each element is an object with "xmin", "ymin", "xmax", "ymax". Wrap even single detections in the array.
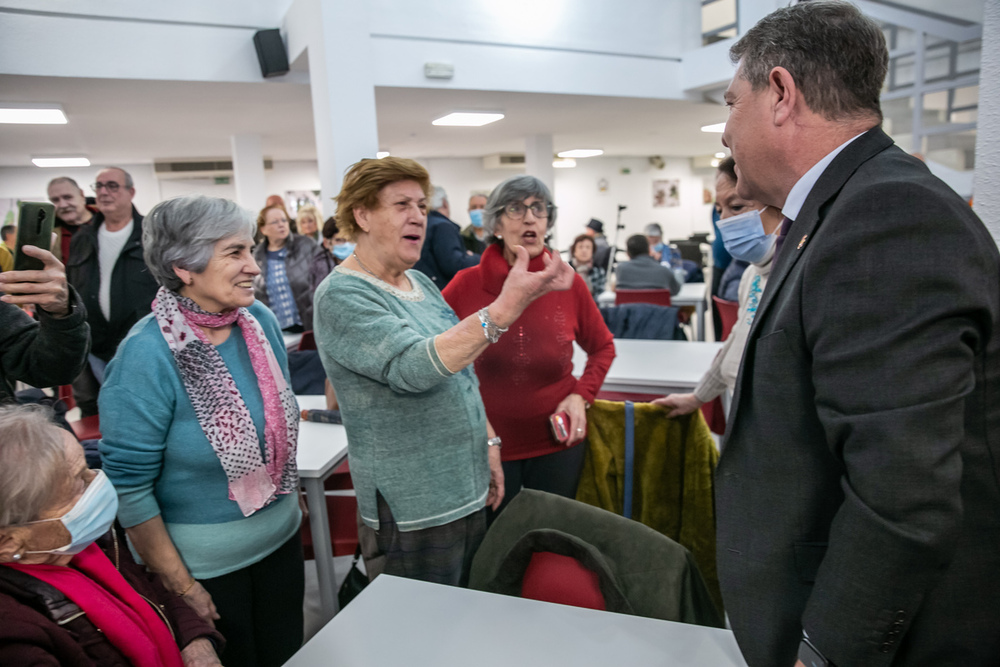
[
  {"xmin": 99, "ymin": 302, "xmax": 301, "ymax": 579},
  {"xmin": 313, "ymin": 267, "xmax": 490, "ymax": 531}
]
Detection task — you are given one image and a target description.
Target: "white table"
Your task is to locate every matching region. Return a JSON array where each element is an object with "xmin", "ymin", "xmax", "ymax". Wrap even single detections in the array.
[
  {"xmin": 283, "ymin": 331, "xmax": 303, "ymax": 352},
  {"xmin": 673, "ymin": 282, "xmax": 709, "ymax": 341},
  {"xmin": 598, "ymin": 282, "xmax": 709, "ymax": 341},
  {"xmin": 296, "ymin": 394, "xmax": 350, "ymax": 623},
  {"xmin": 574, "ymin": 339, "xmax": 723, "ymax": 396},
  {"xmin": 286, "ymin": 575, "xmax": 747, "ymax": 666}
]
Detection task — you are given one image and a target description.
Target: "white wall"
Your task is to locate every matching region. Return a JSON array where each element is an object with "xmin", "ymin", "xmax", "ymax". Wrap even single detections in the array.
[{"xmin": 0, "ymin": 163, "xmax": 162, "ymax": 213}]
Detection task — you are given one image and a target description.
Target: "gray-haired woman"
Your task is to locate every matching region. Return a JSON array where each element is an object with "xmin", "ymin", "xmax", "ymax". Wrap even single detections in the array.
[
  {"xmin": 99, "ymin": 195, "xmax": 305, "ymax": 667},
  {"xmin": 443, "ymin": 175, "xmax": 615, "ymax": 514}
]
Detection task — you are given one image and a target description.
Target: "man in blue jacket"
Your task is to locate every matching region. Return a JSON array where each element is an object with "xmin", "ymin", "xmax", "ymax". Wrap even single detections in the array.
[{"xmin": 413, "ymin": 186, "xmax": 479, "ymax": 288}]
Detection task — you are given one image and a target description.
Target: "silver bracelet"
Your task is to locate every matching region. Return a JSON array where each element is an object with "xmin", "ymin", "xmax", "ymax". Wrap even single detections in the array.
[{"xmin": 477, "ymin": 307, "xmax": 509, "ymax": 344}]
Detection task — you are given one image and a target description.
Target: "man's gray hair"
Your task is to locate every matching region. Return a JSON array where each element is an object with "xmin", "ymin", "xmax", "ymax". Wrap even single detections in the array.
[
  {"xmin": 47, "ymin": 176, "xmax": 83, "ymax": 192},
  {"xmin": 430, "ymin": 186, "xmax": 448, "ymax": 211},
  {"xmin": 143, "ymin": 195, "xmax": 256, "ymax": 292},
  {"xmin": 0, "ymin": 405, "xmax": 68, "ymax": 527},
  {"xmin": 644, "ymin": 223, "xmax": 663, "ymax": 237},
  {"xmin": 483, "ymin": 175, "xmax": 558, "ymax": 240},
  {"xmin": 100, "ymin": 166, "xmax": 135, "ymax": 189},
  {"xmin": 730, "ymin": 1, "xmax": 888, "ymax": 121}
]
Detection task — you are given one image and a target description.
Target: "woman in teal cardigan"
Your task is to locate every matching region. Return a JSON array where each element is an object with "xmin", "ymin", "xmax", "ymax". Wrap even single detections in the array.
[
  {"xmin": 100, "ymin": 195, "xmax": 304, "ymax": 667},
  {"xmin": 314, "ymin": 157, "xmax": 574, "ymax": 586}
]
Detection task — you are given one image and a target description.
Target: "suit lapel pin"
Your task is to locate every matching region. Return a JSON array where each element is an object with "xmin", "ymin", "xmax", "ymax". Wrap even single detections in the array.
[{"xmin": 797, "ymin": 235, "xmax": 808, "ymax": 250}]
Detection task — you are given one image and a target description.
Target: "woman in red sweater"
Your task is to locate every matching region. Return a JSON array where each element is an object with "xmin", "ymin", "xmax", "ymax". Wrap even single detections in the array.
[{"xmin": 443, "ymin": 175, "xmax": 615, "ymax": 513}]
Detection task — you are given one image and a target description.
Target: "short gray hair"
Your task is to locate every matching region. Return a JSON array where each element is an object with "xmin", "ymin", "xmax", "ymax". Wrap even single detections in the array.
[
  {"xmin": 47, "ymin": 176, "xmax": 83, "ymax": 192},
  {"xmin": 143, "ymin": 195, "xmax": 256, "ymax": 292},
  {"xmin": 430, "ymin": 186, "xmax": 448, "ymax": 211},
  {"xmin": 483, "ymin": 175, "xmax": 558, "ymax": 241},
  {"xmin": 730, "ymin": 1, "xmax": 887, "ymax": 121},
  {"xmin": 644, "ymin": 223, "xmax": 663, "ymax": 237},
  {"xmin": 99, "ymin": 166, "xmax": 134, "ymax": 189},
  {"xmin": 0, "ymin": 405, "xmax": 68, "ymax": 526}
]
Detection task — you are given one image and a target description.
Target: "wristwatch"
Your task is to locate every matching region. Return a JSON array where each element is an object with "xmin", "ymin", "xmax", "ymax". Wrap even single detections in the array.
[{"xmin": 487, "ymin": 436, "xmax": 502, "ymax": 448}]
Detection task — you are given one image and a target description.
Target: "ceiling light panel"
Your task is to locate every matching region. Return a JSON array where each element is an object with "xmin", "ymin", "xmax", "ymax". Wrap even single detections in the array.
[
  {"xmin": 32, "ymin": 157, "xmax": 91, "ymax": 168},
  {"xmin": 557, "ymin": 149, "xmax": 603, "ymax": 158},
  {"xmin": 701, "ymin": 122, "xmax": 726, "ymax": 133},
  {"xmin": 0, "ymin": 104, "xmax": 68, "ymax": 124},
  {"xmin": 432, "ymin": 112, "xmax": 505, "ymax": 127}
]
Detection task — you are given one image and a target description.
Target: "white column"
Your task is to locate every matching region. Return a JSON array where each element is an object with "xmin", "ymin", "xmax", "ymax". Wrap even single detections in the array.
[
  {"xmin": 293, "ymin": 0, "xmax": 379, "ymax": 207},
  {"xmin": 973, "ymin": 0, "xmax": 1000, "ymax": 245},
  {"xmin": 230, "ymin": 134, "xmax": 266, "ymax": 212},
  {"xmin": 524, "ymin": 133, "xmax": 556, "ymax": 246}
]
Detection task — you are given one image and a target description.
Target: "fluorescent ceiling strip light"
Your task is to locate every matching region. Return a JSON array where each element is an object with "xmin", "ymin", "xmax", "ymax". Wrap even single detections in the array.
[
  {"xmin": 701, "ymin": 122, "xmax": 726, "ymax": 133},
  {"xmin": 557, "ymin": 149, "xmax": 603, "ymax": 158},
  {"xmin": 432, "ymin": 112, "xmax": 504, "ymax": 127},
  {"xmin": 0, "ymin": 105, "xmax": 68, "ymax": 124},
  {"xmin": 715, "ymin": 152, "xmax": 727, "ymax": 158},
  {"xmin": 32, "ymin": 157, "xmax": 91, "ymax": 168},
  {"xmin": 376, "ymin": 151, "xmax": 390, "ymax": 159}
]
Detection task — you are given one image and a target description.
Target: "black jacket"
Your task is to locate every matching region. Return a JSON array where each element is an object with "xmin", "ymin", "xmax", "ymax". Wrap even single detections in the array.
[
  {"xmin": 413, "ymin": 210, "xmax": 479, "ymax": 288},
  {"xmin": 718, "ymin": 127, "xmax": 1000, "ymax": 666},
  {"xmin": 0, "ymin": 288, "xmax": 89, "ymax": 404},
  {"xmin": 66, "ymin": 206, "xmax": 159, "ymax": 363}
]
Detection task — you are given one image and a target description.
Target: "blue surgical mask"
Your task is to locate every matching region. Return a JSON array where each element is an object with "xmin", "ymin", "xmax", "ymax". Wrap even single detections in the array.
[
  {"xmin": 25, "ymin": 470, "xmax": 119, "ymax": 555},
  {"xmin": 717, "ymin": 208, "xmax": 776, "ymax": 264},
  {"xmin": 332, "ymin": 242, "xmax": 355, "ymax": 261},
  {"xmin": 469, "ymin": 209, "xmax": 484, "ymax": 228}
]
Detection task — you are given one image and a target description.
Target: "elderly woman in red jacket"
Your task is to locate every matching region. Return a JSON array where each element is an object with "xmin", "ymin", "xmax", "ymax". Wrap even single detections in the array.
[
  {"xmin": 443, "ymin": 175, "xmax": 615, "ymax": 514},
  {"xmin": 0, "ymin": 405, "xmax": 223, "ymax": 666}
]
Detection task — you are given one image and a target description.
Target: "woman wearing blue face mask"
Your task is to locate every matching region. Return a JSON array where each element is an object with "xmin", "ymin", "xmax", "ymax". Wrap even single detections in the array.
[
  {"xmin": 461, "ymin": 193, "xmax": 489, "ymax": 255},
  {"xmin": 653, "ymin": 157, "xmax": 783, "ymax": 420},
  {"xmin": 0, "ymin": 405, "xmax": 225, "ymax": 666},
  {"xmin": 311, "ymin": 216, "xmax": 355, "ymax": 291}
]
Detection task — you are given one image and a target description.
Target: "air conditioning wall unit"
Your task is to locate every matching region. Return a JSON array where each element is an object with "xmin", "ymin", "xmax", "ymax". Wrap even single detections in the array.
[
  {"xmin": 153, "ymin": 158, "xmax": 274, "ymax": 180},
  {"xmin": 482, "ymin": 154, "xmax": 526, "ymax": 171}
]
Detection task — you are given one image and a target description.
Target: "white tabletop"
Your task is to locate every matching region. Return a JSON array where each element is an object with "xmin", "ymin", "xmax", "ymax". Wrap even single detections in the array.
[
  {"xmin": 295, "ymin": 394, "xmax": 349, "ymax": 478},
  {"xmin": 574, "ymin": 339, "xmax": 723, "ymax": 394},
  {"xmin": 286, "ymin": 575, "xmax": 747, "ymax": 666},
  {"xmin": 672, "ymin": 281, "xmax": 707, "ymax": 305}
]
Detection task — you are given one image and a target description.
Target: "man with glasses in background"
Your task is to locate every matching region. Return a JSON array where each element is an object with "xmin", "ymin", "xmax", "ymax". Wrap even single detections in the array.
[{"xmin": 66, "ymin": 167, "xmax": 158, "ymax": 417}]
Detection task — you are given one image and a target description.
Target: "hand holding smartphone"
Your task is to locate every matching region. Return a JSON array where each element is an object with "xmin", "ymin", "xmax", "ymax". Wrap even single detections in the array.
[{"xmin": 549, "ymin": 411, "xmax": 570, "ymax": 444}]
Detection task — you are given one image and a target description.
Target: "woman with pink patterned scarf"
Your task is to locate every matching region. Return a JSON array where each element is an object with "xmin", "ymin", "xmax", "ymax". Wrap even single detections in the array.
[{"xmin": 99, "ymin": 195, "xmax": 304, "ymax": 667}]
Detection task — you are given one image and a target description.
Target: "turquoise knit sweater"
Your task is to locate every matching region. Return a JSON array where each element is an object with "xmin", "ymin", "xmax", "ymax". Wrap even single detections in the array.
[
  {"xmin": 314, "ymin": 267, "xmax": 490, "ymax": 531},
  {"xmin": 99, "ymin": 301, "xmax": 301, "ymax": 579}
]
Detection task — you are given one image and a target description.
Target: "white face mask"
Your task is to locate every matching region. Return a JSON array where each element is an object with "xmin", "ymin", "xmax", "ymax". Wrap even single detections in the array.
[{"xmin": 24, "ymin": 470, "xmax": 119, "ymax": 555}]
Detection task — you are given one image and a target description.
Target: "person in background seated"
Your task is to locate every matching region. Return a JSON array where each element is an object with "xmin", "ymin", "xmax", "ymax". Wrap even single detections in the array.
[
  {"xmin": 0, "ymin": 225, "xmax": 14, "ymax": 253},
  {"xmin": 582, "ymin": 218, "xmax": 612, "ymax": 271},
  {"xmin": 616, "ymin": 234, "xmax": 681, "ymax": 294},
  {"xmin": 653, "ymin": 156, "xmax": 782, "ymax": 417},
  {"xmin": 100, "ymin": 195, "xmax": 304, "ymax": 667},
  {"xmin": 314, "ymin": 158, "xmax": 574, "ymax": 586},
  {"xmin": 253, "ymin": 203, "xmax": 322, "ymax": 333},
  {"xmin": 413, "ymin": 185, "xmax": 480, "ymax": 288},
  {"xmin": 444, "ymin": 175, "xmax": 615, "ymax": 515},
  {"xmin": 461, "ymin": 193, "xmax": 489, "ymax": 255},
  {"xmin": 295, "ymin": 204, "xmax": 322, "ymax": 243},
  {"xmin": 0, "ymin": 245, "xmax": 89, "ymax": 406},
  {"xmin": 568, "ymin": 233, "xmax": 606, "ymax": 299},
  {"xmin": 0, "ymin": 404, "xmax": 224, "ymax": 666}
]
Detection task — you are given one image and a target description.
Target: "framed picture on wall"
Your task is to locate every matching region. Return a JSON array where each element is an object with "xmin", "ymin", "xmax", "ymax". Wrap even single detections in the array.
[
  {"xmin": 653, "ymin": 179, "xmax": 680, "ymax": 208},
  {"xmin": 285, "ymin": 190, "xmax": 322, "ymax": 216}
]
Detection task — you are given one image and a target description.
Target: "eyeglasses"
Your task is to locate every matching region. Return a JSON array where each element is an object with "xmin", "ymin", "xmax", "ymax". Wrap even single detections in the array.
[
  {"xmin": 264, "ymin": 219, "xmax": 289, "ymax": 227},
  {"xmin": 502, "ymin": 201, "xmax": 552, "ymax": 220},
  {"xmin": 91, "ymin": 181, "xmax": 123, "ymax": 193}
]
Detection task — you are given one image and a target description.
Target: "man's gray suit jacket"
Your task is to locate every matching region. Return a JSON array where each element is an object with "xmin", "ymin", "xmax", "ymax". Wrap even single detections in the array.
[{"xmin": 717, "ymin": 127, "xmax": 1000, "ymax": 667}]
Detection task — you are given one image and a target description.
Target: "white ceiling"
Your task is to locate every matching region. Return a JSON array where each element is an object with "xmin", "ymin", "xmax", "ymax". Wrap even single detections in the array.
[{"xmin": 0, "ymin": 74, "xmax": 732, "ymax": 168}]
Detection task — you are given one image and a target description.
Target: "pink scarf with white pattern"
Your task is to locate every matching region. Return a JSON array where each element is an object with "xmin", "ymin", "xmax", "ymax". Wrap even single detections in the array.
[{"xmin": 153, "ymin": 286, "xmax": 298, "ymax": 516}]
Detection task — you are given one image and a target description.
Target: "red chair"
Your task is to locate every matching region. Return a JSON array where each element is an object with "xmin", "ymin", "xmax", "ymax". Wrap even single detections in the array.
[
  {"xmin": 615, "ymin": 289, "xmax": 671, "ymax": 307},
  {"xmin": 300, "ymin": 460, "xmax": 359, "ymax": 559},
  {"xmin": 298, "ymin": 330, "xmax": 317, "ymax": 351},
  {"xmin": 712, "ymin": 296, "xmax": 739, "ymax": 341},
  {"xmin": 520, "ymin": 551, "xmax": 606, "ymax": 611},
  {"xmin": 58, "ymin": 385, "xmax": 102, "ymax": 440}
]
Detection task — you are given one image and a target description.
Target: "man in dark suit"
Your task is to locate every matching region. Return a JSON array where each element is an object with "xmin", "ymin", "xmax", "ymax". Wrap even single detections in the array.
[
  {"xmin": 615, "ymin": 234, "xmax": 681, "ymax": 295},
  {"xmin": 413, "ymin": 185, "xmax": 480, "ymax": 288},
  {"xmin": 716, "ymin": 3, "xmax": 1000, "ymax": 666}
]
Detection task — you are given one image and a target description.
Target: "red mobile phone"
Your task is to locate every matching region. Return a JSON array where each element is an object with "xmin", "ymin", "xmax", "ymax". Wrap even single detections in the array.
[{"xmin": 549, "ymin": 411, "xmax": 570, "ymax": 444}]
